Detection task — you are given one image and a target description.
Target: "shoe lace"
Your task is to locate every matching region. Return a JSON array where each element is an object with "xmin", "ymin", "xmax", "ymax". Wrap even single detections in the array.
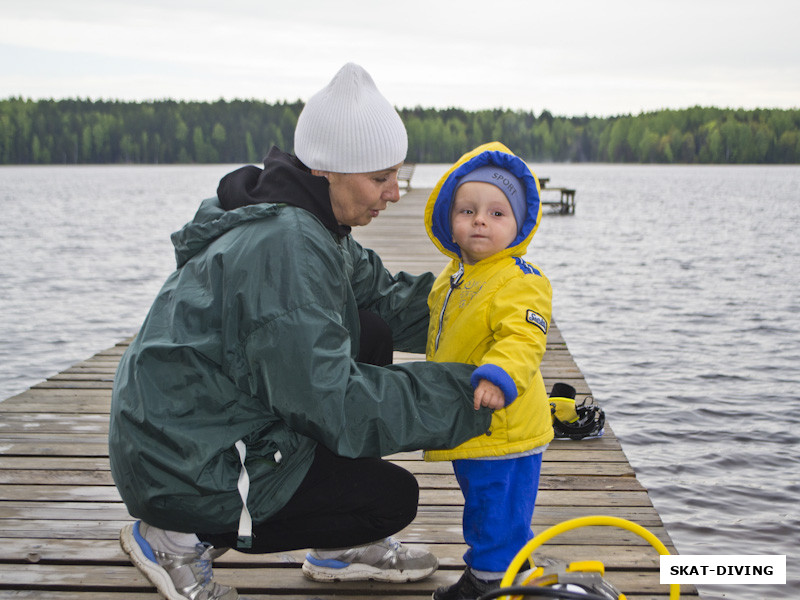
[
  {"xmin": 384, "ymin": 536, "xmax": 402, "ymax": 553},
  {"xmin": 193, "ymin": 543, "xmax": 215, "ymax": 587}
]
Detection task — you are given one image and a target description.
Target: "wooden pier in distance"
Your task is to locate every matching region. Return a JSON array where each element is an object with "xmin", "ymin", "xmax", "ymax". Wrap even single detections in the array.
[
  {"xmin": 538, "ymin": 177, "xmax": 576, "ymax": 215},
  {"xmin": 0, "ymin": 188, "xmax": 692, "ymax": 599}
]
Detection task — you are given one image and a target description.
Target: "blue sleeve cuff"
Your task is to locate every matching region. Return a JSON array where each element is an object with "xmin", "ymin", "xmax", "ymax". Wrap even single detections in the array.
[{"xmin": 470, "ymin": 364, "xmax": 518, "ymax": 406}]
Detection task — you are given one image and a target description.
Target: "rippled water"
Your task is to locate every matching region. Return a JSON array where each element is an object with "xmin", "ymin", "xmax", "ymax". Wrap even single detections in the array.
[
  {"xmin": 1, "ymin": 163, "xmax": 798, "ymax": 599},
  {"xmin": 0, "ymin": 165, "xmax": 231, "ymax": 396},
  {"xmin": 520, "ymin": 164, "xmax": 800, "ymax": 600}
]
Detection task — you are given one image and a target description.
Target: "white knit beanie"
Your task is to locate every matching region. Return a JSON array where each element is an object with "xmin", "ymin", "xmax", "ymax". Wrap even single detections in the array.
[{"xmin": 294, "ymin": 63, "xmax": 408, "ymax": 173}]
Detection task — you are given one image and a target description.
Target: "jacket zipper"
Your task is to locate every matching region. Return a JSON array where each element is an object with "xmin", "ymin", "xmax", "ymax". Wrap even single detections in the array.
[{"xmin": 435, "ymin": 263, "xmax": 464, "ymax": 352}]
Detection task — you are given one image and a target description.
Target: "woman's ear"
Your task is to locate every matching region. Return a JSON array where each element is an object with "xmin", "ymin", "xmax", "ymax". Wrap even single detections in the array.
[{"xmin": 311, "ymin": 169, "xmax": 330, "ymax": 181}]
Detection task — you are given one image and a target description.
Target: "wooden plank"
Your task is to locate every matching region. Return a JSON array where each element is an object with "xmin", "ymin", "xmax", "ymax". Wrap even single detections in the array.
[
  {"xmin": 0, "ymin": 563, "xmax": 681, "ymax": 596},
  {"xmin": 0, "ymin": 518, "xmax": 673, "ymax": 547},
  {"xmin": 0, "ymin": 470, "xmax": 641, "ymax": 490},
  {"xmin": 0, "ymin": 595, "xmax": 682, "ymax": 600},
  {"xmin": 0, "ymin": 455, "xmax": 636, "ymax": 479},
  {"xmin": 0, "ymin": 538, "xmax": 670, "ymax": 570},
  {"xmin": 0, "ymin": 504, "xmax": 666, "ymax": 530}
]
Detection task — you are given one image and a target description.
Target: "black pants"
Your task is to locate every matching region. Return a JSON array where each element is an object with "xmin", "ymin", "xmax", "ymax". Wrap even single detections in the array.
[{"xmin": 199, "ymin": 310, "xmax": 418, "ymax": 553}]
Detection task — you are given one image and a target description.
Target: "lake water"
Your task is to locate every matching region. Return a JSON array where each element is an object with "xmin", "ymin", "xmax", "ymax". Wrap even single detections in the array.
[{"xmin": 1, "ymin": 162, "xmax": 798, "ymax": 599}]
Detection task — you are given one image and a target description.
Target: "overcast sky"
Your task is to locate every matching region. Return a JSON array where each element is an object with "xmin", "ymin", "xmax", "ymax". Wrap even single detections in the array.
[{"xmin": 2, "ymin": 0, "xmax": 798, "ymax": 117}]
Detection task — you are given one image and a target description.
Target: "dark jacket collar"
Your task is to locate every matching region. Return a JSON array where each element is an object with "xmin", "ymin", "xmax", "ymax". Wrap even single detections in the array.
[{"xmin": 216, "ymin": 146, "xmax": 350, "ymax": 237}]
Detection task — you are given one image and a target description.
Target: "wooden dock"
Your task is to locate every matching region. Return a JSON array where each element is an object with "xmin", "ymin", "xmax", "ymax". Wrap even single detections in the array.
[
  {"xmin": 537, "ymin": 178, "xmax": 576, "ymax": 215},
  {"xmin": 0, "ymin": 188, "xmax": 692, "ymax": 599}
]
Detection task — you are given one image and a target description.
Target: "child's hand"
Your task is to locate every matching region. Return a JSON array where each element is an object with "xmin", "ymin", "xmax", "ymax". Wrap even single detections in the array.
[{"xmin": 473, "ymin": 379, "xmax": 505, "ymax": 410}]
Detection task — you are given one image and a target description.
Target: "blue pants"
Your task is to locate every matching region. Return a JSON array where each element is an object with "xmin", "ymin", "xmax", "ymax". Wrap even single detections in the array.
[{"xmin": 453, "ymin": 453, "xmax": 543, "ymax": 572}]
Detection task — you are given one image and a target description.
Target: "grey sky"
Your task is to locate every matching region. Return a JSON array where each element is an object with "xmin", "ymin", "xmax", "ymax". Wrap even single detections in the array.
[{"xmin": 1, "ymin": 0, "xmax": 798, "ymax": 117}]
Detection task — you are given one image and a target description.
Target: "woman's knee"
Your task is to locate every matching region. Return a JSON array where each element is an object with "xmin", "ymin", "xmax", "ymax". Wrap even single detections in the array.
[{"xmin": 363, "ymin": 461, "xmax": 419, "ymax": 536}]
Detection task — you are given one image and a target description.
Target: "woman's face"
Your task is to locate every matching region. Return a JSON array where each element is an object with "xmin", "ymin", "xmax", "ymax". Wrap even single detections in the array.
[{"xmin": 317, "ymin": 164, "xmax": 403, "ymax": 227}]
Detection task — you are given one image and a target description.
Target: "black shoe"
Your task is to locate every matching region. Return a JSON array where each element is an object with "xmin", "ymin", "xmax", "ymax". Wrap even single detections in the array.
[{"xmin": 432, "ymin": 569, "xmax": 499, "ymax": 600}]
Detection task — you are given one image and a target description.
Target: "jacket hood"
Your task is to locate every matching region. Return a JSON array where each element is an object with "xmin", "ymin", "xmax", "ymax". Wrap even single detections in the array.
[
  {"xmin": 171, "ymin": 146, "xmax": 349, "ymax": 268},
  {"xmin": 425, "ymin": 142, "xmax": 542, "ymax": 262},
  {"xmin": 218, "ymin": 146, "xmax": 348, "ymax": 237}
]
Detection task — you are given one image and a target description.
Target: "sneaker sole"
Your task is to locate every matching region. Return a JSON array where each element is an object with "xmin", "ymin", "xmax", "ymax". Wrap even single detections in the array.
[
  {"xmin": 301, "ymin": 560, "xmax": 437, "ymax": 583},
  {"xmin": 119, "ymin": 523, "xmax": 187, "ymax": 600}
]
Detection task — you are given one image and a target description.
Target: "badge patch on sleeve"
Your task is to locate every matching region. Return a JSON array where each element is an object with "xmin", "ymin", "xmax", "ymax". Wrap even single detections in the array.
[{"xmin": 526, "ymin": 310, "xmax": 548, "ymax": 334}]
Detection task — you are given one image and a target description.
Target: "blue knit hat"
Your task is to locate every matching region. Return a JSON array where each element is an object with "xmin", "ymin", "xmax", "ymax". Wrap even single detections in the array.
[{"xmin": 455, "ymin": 166, "xmax": 526, "ymax": 232}]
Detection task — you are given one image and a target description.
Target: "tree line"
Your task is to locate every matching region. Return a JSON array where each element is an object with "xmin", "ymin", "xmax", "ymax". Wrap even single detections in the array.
[{"xmin": 1, "ymin": 97, "xmax": 799, "ymax": 165}]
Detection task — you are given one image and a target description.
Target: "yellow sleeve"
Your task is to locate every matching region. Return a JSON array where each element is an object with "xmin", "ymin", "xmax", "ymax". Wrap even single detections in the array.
[{"xmin": 481, "ymin": 270, "xmax": 552, "ymax": 397}]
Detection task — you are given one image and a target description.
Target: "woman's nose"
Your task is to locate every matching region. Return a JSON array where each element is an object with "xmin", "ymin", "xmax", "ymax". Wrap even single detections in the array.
[{"xmin": 384, "ymin": 180, "xmax": 400, "ymax": 203}]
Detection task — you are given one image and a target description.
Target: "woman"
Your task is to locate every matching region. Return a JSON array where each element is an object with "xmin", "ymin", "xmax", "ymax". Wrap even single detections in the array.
[{"xmin": 109, "ymin": 63, "xmax": 493, "ymax": 600}]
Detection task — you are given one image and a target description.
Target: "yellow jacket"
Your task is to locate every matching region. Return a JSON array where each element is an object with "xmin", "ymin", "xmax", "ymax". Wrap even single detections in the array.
[{"xmin": 424, "ymin": 142, "xmax": 554, "ymax": 461}]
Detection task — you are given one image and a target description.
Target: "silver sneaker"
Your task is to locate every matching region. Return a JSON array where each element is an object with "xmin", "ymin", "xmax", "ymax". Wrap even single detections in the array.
[
  {"xmin": 120, "ymin": 521, "xmax": 243, "ymax": 600},
  {"xmin": 302, "ymin": 536, "xmax": 439, "ymax": 582}
]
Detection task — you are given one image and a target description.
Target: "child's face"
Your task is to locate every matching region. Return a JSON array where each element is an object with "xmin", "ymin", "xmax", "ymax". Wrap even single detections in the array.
[{"xmin": 451, "ymin": 182, "xmax": 518, "ymax": 265}]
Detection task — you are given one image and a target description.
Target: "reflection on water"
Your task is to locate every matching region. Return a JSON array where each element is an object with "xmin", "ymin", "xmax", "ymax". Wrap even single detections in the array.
[{"xmin": 1, "ymin": 163, "xmax": 799, "ymax": 599}]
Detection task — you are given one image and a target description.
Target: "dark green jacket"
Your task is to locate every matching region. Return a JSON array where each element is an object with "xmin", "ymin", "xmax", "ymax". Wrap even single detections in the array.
[{"xmin": 109, "ymin": 149, "xmax": 491, "ymax": 534}]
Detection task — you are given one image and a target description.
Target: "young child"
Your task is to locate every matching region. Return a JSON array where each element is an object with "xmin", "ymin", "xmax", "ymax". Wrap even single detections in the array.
[{"xmin": 424, "ymin": 142, "xmax": 554, "ymax": 600}]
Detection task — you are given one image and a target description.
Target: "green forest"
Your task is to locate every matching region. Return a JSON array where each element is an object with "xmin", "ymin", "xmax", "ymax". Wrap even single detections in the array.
[{"xmin": 2, "ymin": 97, "xmax": 799, "ymax": 165}]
